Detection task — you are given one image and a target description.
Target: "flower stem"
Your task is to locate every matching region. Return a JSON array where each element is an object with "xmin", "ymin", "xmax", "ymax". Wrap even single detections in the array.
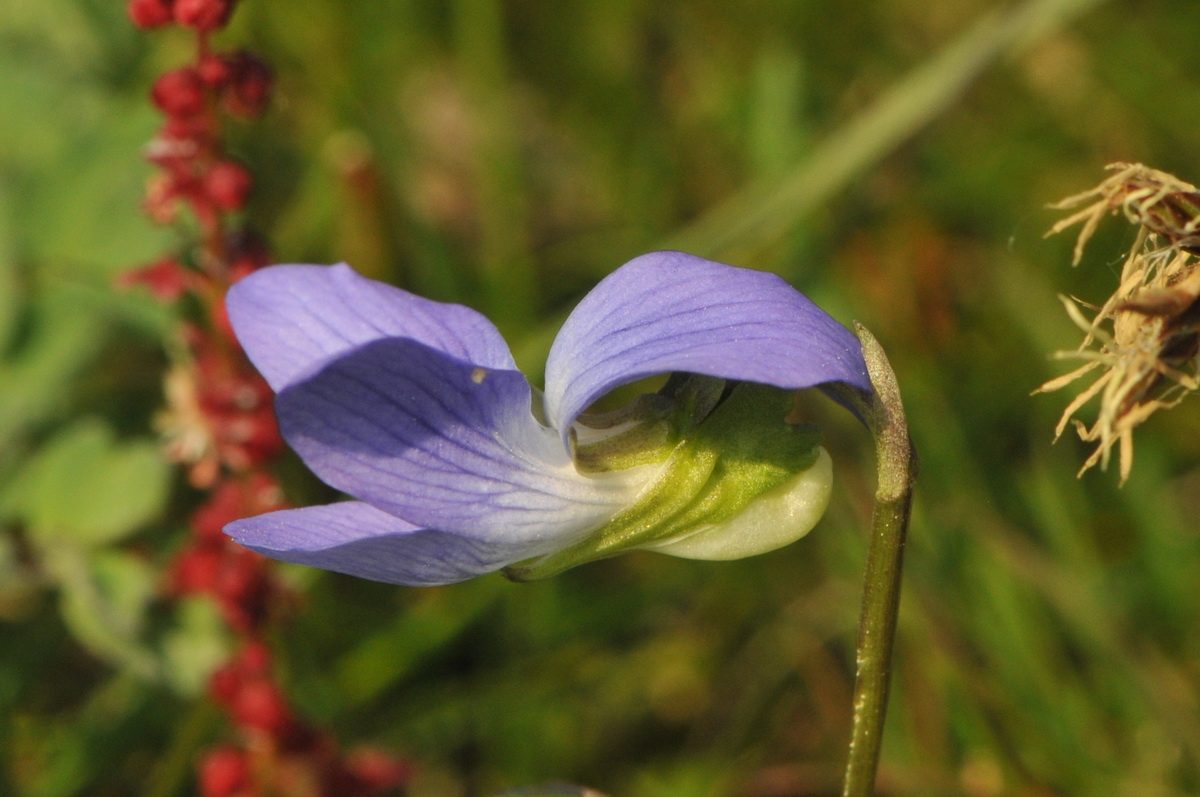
[{"xmin": 827, "ymin": 324, "xmax": 918, "ymax": 797}]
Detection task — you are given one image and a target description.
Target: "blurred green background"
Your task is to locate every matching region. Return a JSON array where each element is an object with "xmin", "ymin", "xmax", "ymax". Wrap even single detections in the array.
[{"xmin": 4, "ymin": 0, "xmax": 1200, "ymax": 795}]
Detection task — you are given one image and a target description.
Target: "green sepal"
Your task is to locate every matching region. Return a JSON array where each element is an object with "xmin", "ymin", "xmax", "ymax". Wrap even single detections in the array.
[
  {"xmin": 571, "ymin": 393, "xmax": 676, "ymax": 473},
  {"xmin": 505, "ymin": 381, "xmax": 821, "ymax": 581},
  {"xmin": 571, "ymin": 374, "xmax": 727, "ymax": 473}
]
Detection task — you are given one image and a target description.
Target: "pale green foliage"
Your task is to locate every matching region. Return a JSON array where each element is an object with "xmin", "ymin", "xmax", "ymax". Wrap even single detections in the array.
[{"xmin": 509, "ymin": 382, "xmax": 823, "ymax": 579}]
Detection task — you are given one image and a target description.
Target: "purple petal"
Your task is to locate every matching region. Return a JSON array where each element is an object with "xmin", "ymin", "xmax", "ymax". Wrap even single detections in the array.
[
  {"xmin": 275, "ymin": 336, "xmax": 639, "ymax": 542},
  {"xmin": 226, "ymin": 263, "xmax": 516, "ymax": 392},
  {"xmin": 227, "ymin": 502, "xmax": 548, "ymax": 586},
  {"xmin": 544, "ymin": 251, "xmax": 870, "ymax": 433}
]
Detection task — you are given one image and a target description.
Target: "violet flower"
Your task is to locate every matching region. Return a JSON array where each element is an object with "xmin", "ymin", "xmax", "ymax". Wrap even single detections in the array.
[{"xmin": 223, "ymin": 251, "xmax": 870, "ymax": 586}]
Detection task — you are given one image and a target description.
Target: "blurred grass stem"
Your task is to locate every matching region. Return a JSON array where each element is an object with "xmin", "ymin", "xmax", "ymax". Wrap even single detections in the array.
[
  {"xmin": 664, "ymin": 0, "xmax": 1112, "ymax": 262},
  {"xmin": 828, "ymin": 325, "xmax": 917, "ymax": 797},
  {"xmin": 453, "ymin": 0, "xmax": 538, "ymax": 330}
]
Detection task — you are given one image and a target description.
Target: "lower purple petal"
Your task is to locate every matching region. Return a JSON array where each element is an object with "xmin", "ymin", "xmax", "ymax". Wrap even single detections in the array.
[
  {"xmin": 275, "ymin": 337, "xmax": 637, "ymax": 542},
  {"xmin": 226, "ymin": 502, "xmax": 549, "ymax": 586}
]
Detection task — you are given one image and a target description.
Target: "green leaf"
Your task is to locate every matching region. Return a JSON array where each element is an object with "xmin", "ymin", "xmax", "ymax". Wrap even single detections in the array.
[
  {"xmin": 159, "ymin": 598, "xmax": 231, "ymax": 697},
  {"xmin": 50, "ymin": 547, "xmax": 160, "ymax": 680},
  {"xmin": 0, "ymin": 11, "xmax": 172, "ymax": 278},
  {"xmin": 0, "ymin": 531, "xmax": 41, "ymax": 620},
  {"xmin": 4, "ymin": 417, "xmax": 170, "ymax": 546},
  {"xmin": 0, "ymin": 289, "xmax": 109, "ymax": 452},
  {"xmin": 0, "ymin": 184, "xmax": 18, "ymax": 354}
]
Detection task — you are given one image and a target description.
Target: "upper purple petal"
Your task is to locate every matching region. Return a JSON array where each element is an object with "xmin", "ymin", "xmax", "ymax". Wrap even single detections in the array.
[
  {"xmin": 274, "ymin": 336, "xmax": 639, "ymax": 542},
  {"xmin": 227, "ymin": 502, "xmax": 551, "ymax": 586},
  {"xmin": 543, "ymin": 251, "xmax": 870, "ymax": 433},
  {"xmin": 226, "ymin": 263, "xmax": 517, "ymax": 392}
]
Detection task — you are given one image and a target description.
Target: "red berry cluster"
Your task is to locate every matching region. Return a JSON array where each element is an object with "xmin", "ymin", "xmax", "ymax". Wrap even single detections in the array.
[
  {"xmin": 125, "ymin": 3, "xmax": 412, "ymax": 795},
  {"xmin": 170, "ymin": 475, "xmax": 286, "ymax": 632},
  {"xmin": 174, "ymin": 315, "xmax": 284, "ymax": 487},
  {"xmin": 129, "ymin": 0, "xmax": 237, "ymax": 33},
  {"xmin": 143, "ymin": 49, "xmax": 268, "ymax": 230},
  {"xmin": 198, "ymin": 643, "xmax": 412, "ymax": 797},
  {"xmin": 133, "ymin": 0, "xmax": 270, "ymax": 234},
  {"xmin": 117, "ymin": 255, "xmax": 193, "ymax": 302}
]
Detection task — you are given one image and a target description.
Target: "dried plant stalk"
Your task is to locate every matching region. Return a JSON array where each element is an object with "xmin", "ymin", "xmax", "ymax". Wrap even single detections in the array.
[{"xmin": 1038, "ymin": 163, "xmax": 1200, "ymax": 483}]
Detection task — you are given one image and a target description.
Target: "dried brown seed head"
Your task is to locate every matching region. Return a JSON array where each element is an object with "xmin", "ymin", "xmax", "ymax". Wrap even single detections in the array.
[{"xmin": 1038, "ymin": 163, "xmax": 1200, "ymax": 483}]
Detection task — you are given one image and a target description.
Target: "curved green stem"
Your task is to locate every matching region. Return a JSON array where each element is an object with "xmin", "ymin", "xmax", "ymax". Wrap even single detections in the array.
[{"xmin": 827, "ymin": 324, "xmax": 918, "ymax": 797}]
